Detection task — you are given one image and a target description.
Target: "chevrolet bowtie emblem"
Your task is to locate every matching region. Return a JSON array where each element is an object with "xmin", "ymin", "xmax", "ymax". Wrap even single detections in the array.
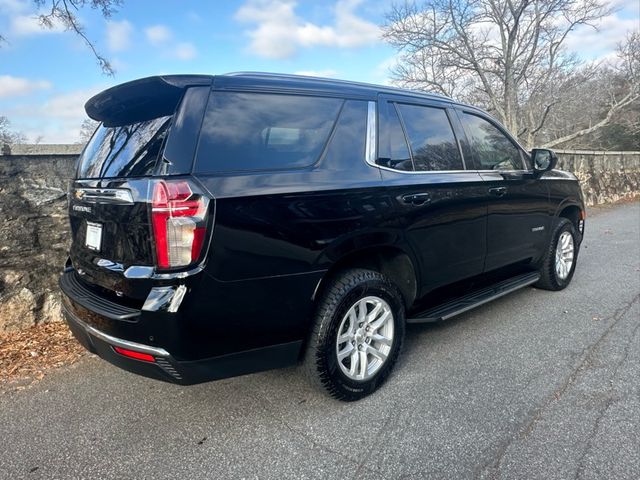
[{"xmin": 74, "ymin": 189, "xmax": 85, "ymax": 199}]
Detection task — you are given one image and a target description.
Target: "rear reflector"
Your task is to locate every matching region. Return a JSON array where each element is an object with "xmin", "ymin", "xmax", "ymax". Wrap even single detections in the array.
[
  {"xmin": 113, "ymin": 346, "xmax": 156, "ymax": 362},
  {"xmin": 151, "ymin": 180, "xmax": 208, "ymax": 269}
]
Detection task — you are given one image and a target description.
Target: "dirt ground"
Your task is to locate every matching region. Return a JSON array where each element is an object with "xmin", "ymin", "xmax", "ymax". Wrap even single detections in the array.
[{"xmin": 0, "ymin": 321, "xmax": 86, "ymax": 393}]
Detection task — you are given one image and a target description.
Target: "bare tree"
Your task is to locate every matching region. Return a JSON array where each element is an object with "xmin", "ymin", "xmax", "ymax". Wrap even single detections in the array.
[
  {"xmin": 543, "ymin": 32, "xmax": 640, "ymax": 148},
  {"xmin": 0, "ymin": 116, "xmax": 27, "ymax": 145},
  {"xmin": 78, "ymin": 118, "xmax": 99, "ymax": 144},
  {"xmin": 383, "ymin": 0, "xmax": 613, "ymax": 147},
  {"xmin": 1, "ymin": 0, "xmax": 122, "ymax": 75}
]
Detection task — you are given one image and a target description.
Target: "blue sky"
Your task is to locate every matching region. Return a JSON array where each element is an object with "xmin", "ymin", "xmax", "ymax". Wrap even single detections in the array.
[{"xmin": 0, "ymin": 0, "xmax": 638, "ymax": 143}]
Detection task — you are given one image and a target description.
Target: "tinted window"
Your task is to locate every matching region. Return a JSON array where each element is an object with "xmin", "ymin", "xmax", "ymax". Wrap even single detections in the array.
[
  {"xmin": 379, "ymin": 104, "xmax": 413, "ymax": 171},
  {"xmin": 462, "ymin": 113, "xmax": 523, "ymax": 170},
  {"xmin": 396, "ymin": 104, "xmax": 463, "ymax": 171},
  {"xmin": 77, "ymin": 116, "xmax": 170, "ymax": 179},
  {"xmin": 322, "ymin": 100, "xmax": 367, "ymax": 168},
  {"xmin": 195, "ymin": 92, "xmax": 343, "ymax": 173}
]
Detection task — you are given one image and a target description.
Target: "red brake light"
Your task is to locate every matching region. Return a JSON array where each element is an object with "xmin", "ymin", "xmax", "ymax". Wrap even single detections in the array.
[
  {"xmin": 113, "ymin": 346, "xmax": 155, "ymax": 362},
  {"xmin": 151, "ymin": 180, "xmax": 208, "ymax": 269}
]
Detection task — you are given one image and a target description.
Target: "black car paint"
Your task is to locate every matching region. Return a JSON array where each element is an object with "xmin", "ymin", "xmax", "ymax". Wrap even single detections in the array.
[{"xmin": 60, "ymin": 73, "xmax": 585, "ymax": 384}]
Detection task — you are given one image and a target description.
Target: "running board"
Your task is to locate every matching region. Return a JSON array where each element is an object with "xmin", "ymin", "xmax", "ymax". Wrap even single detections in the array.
[{"xmin": 407, "ymin": 272, "xmax": 540, "ymax": 324}]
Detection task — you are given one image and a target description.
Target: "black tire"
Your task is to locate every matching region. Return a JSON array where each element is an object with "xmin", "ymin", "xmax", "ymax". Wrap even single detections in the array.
[
  {"xmin": 303, "ymin": 268, "xmax": 405, "ymax": 401},
  {"xmin": 535, "ymin": 218, "xmax": 580, "ymax": 291}
]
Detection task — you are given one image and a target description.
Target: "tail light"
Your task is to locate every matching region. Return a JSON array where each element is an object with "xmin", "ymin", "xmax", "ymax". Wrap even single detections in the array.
[{"xmin": 151, "ymin": 180, "xmax": 208, "ymax": 269}]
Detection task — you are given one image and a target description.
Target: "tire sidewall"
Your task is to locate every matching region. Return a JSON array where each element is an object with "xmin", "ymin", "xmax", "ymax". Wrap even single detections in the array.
[{"xmin": 319, "ymin": 277, "xmax": 405, "ymax": 399}]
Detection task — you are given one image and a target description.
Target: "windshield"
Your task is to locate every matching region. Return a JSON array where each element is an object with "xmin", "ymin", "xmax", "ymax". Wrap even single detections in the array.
[{"xmin": 77, "ymin": 116, "xmax": 171, "ymax": 179}]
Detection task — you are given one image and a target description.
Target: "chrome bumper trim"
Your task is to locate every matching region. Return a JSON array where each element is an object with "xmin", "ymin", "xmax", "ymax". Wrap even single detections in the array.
[
  {"xmin": 63, "ymin": 303, "xmax": 170, "ymax": 358},
  {"xmin": 85, "ymin": 323, "xmax": 171, "ymax": 358}
]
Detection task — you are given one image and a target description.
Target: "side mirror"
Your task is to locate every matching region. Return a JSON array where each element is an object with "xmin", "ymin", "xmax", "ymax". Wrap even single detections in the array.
[{"xmin": 531, "ymin": 148, "xmax": 557, "ymax": 175}]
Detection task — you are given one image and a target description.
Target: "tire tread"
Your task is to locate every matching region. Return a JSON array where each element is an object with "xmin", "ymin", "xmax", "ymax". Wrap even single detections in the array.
[{"xmin": 303, "ymin": 268, "xmax": 404, "ymax": 401}]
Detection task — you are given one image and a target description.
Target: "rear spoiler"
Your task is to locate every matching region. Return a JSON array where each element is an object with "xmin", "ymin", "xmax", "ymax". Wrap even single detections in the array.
[{"xmin": 85, "ymin": 75, "xmax": 213, "ymax": 127}]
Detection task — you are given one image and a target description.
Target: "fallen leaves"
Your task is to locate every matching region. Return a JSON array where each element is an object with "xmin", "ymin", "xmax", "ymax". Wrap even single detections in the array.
[{"xmin": 0, "ymin": 321, "xmax": 86, "ymax": 391}]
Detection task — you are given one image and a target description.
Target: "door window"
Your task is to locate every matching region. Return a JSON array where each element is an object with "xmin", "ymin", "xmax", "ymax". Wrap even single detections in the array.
[
  {"xmin": 461, "ymin": 113, "xmax": 524, "ymax": 171},
  {"xmin": 380, "ymin": 104, "xmax": 413, "ymax": 171},
  {"xmin": 396, "ymin": 104, "xmax": 464, "ymax": 171}
]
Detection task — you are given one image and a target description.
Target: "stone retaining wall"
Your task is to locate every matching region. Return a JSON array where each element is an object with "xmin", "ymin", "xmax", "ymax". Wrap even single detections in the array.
[
  {"xmin": 0, "ymin": 145, "xmax": 638, "ymax": 331},
  {"xmin": 0, "ymin": 145, "xmax": 81, "ymax": 331},
  {"xmin": 555, "ymin": 150, "xmax": 640, "ymax": 206}
]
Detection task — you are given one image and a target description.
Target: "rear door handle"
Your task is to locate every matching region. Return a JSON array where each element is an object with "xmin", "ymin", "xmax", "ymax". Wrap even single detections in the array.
[
  {"xmin": 488, "ymin": 186, "xmax": 507, "ymax": 197},
  {"xmin": 402, "ymin": 193, "xmax": 431, "ymax": 205}
]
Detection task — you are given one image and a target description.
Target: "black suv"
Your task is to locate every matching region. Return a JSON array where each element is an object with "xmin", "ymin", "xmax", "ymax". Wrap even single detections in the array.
[{"xmin": 60, "ymin": 73, "xmax": 585, "ymax": 400}]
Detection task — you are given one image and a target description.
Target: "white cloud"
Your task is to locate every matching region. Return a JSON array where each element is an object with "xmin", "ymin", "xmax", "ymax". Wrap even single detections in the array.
[
  {"xmin": 0, "ymin": 75, "xmax": 51, "ymax": 98},
  {"xmin": 172, "ymin": 42, "xmax": 197, "ymax": 60},
  {"xmin": 145, "ymin": 24, "xmax": 173, "ymax": 46},
  {"xmin": 43, "ymin": 87, "xmax": 104, "ymax": 120},
  {"xmin": 565, "ymin": 14, "xmax": 638, "ymax": 59},
  {"xmin": 106, "ymin": 20, "xmax": 133, "ymax": 52},
  {"xmin": 11, "ymin": 14, "xmax": 66, "ymax": 36},
  {"xmin": 372, "ymin": 55, "xmax": 399, "ymax": 86},
  {"xmin": 144, "ymin": 25, "xmax": 195, "ymax": 60},
  {"xmin": 294, "ymin": 69, "xmax": 338, "ymax": 77},
  {"xmin": 235, "ymin": 0, "xmax": 380, "ymax": 59},
  {"xmin": 6, "ymin": 85, "xmax": 106, "ymax": 143}
]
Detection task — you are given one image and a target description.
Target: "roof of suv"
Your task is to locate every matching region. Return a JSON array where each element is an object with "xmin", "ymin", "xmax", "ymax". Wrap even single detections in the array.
[
  {"xmin": 219, "ymin": 72, "xmax": 453, "ymax": 102},
  {"xmin": 85, "ymin": 72, "xmax": 454, "ymax": 124}
]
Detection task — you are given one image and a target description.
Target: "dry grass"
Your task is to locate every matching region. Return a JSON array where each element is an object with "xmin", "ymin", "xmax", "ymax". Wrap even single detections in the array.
[{"xmin": 0, "ymin": 321, "xmax": 86, "ymax": 392}]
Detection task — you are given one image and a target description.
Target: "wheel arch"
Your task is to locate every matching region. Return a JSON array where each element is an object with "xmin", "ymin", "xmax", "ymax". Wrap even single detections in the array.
[
  {"xmin": 559, "ymin": 204, "xmax": 581, "ymax": 228},
  {"xmin": 312, "ymin": 245, "xmax": 418, "ymax": 310},
  {"xmin": 553, "ymin": 200, "xmax": 584, "ymax": 238}
]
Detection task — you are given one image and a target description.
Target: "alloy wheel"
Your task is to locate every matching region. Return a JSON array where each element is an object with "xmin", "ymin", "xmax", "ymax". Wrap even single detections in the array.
[
  {"xmin": 555, "ymin": 231, "xmax": 575, "ymax": 280},
  {"xmin": 335, "ymin": 296, "xmax": 394, "ymax": 381}
]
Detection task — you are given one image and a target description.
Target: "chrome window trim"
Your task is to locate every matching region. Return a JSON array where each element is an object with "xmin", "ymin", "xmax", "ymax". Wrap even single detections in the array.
[
  {"xmin": 365, "ymin": 100, "xmax": 377, "ymax": 166},
  {"xmin": 475, "ymin": 169, "xmax": 532, "ymax": 174},
  {"xmin": 369, "ymin": 165, "xmax": 480, "ymax": 175},
  {"xmin": 364, "ymin": 100, "xmax": 471, "ymax": 175}
]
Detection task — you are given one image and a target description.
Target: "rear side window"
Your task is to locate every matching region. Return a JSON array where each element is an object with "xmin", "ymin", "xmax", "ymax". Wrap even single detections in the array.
[
  {"xmin": 195, "ymin": 92, "xmax": 343, "ymax": 173},
  {"xmin": 321, "ymin": 100, "xmax": 367, "ymax": 168},
  {"xmin": 461, "ymin": 113, "xmax": 523, "ymax": 170},
  {"xmin": 77, "ymin": 116, "xmax": 170, "ymax": 179},
  {"xmin": 396, "ymin": 104, "xmax": 463, "ymax": 171}
]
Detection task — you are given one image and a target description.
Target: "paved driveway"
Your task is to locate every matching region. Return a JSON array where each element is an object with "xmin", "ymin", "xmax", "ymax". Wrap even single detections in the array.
[{"xmin": 1, "ymin": 202, "xmax": 639, "ymax": 480}]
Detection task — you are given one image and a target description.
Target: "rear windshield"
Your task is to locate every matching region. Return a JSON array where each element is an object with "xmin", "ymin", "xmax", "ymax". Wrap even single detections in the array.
[
  {"xmin": 195, "ymin": 92, "xmax": 343, "ymax": 173},
  {"xmin": 77, "ymin": 116, "xmax": 171, "ymax": 179}
]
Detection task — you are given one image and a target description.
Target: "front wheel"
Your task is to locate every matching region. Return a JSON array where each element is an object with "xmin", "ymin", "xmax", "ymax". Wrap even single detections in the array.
[
  {"xmin": 535, "ymin": 218, "xmax": 580, "ymax": 291},
  {"xmin": 303, "ymin": 269, "xmax": 405, "ymax": 401}
]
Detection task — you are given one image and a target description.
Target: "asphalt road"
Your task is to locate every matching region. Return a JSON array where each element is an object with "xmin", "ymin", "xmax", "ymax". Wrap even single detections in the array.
[{"xmin": 2, "ymin": 202, "xmax": 639, "ymax": 480}]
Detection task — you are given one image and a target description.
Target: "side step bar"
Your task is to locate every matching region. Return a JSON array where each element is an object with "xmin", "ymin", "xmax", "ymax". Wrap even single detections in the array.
[{"xmin": 407, "ymin": 272, "xmax": 540, "ymax": 324}]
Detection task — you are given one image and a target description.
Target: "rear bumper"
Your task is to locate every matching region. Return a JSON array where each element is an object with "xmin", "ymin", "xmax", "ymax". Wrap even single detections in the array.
[
  {"xmin": 60, "ymin": 271, "xmax": 303, "ymax": 385},
  {"xmin": 62, "ymin": 301, "xmax": 301, "ymax": 385}
]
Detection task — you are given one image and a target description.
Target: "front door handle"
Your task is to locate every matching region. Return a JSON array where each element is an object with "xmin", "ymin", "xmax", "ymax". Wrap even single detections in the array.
[
  {"xmin": 402, "ymin": 193, "xmax": 431, "ymax": 205},
  {"xmin": 488, "ymin": 186, "xmax": 507, "ymax": 197}
]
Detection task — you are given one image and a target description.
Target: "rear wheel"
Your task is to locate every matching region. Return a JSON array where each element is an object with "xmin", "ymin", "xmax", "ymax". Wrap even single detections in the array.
[
  {"xmin": 536, "ymin": 218, "xmax": 579, "ymax": 291},
  {"xmin": 303, "ymin": 269, "xmax": 405, "ymax": 401}
]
